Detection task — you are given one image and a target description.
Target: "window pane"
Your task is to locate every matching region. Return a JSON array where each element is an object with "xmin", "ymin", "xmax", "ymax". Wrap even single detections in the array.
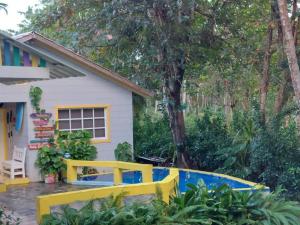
[
  {"xmin": 95, "ymin": 128, "xmax": 105, "ymax": 138},
  {"xmin": 83, "ymin": 119, "xmax": 93, "ymax": 128},
  {"xmin": 71, "ymin": 109, "xmax": 81, "ymax": 118},
  {"xmin": 58, "ymin": 110, "xmax": 69, "ymax": 119},
  {"xmin": 59, "ymin": 120, "xmax": 70, "ymax": 130},
  {"xmin": 94, "ymin": 108, "xmax": 104, "ymax": 117},
  {"xmin": 94, "ymin": 119, "xmax": 105, "ymax": 127},
  {"xmin": 83, "ymin": 109, "xmax": 93, "ymax": 118},
  {"xmin": 71, "ymin": 120, "xmax": 82, "ymax": 129}
]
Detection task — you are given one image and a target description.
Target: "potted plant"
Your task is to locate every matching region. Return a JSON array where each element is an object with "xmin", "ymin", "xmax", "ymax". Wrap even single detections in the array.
[{"xmin": 35, "ymin": 146, "xmax": 65, "ymax": 183}]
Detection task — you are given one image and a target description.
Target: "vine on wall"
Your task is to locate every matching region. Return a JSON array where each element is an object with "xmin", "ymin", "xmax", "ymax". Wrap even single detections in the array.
[{"xmin": 29, "ymin": 86, "xmax": 43, "ymax": 113}]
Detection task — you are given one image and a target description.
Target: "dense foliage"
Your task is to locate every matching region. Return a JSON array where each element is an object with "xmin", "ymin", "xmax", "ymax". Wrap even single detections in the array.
[
  {"xmin": 56, "ymin": 130, "xmax": 97, "ymax": 161},
  {"xmin": 41, "ymin": 184, "xmax": 300, "ymax": 225},
  {"xmin": 134, "ymin": 112, "xmax": 175, "ymax": 160},
  {"xmin": 186, "ymin": 110, "xmax": 232, "ymax": 170},
  {"xmin": 114, "ymin": 142, "xmax": 133, "ymax": 162},
  {"xmin": 134, "ymin": 107, "xmax": 300, "ymax": 200},
  {"xmin": 35, "ymin": 146, "xmax": 65, "ymax": 176}
]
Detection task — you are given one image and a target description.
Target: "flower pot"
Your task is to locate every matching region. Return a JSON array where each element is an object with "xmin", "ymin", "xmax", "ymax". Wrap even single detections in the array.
[{"xmin": 44, "ymin": 174, "xmax": 56, "ymax": 184}]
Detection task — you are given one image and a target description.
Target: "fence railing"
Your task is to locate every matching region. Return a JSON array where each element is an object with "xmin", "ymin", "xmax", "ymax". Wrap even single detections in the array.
[
  {"xmin": 36, "ymin": 160, "xmax": 179, "ymax": 223},
  {"xmin": 64, "ymin": 159, "xmax": 153, "ymax": 184}
]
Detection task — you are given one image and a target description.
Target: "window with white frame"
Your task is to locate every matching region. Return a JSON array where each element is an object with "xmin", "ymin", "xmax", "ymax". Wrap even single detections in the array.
[{"xmin": 57, "ymin": 107, "xmax": 108, "ymax": 140}]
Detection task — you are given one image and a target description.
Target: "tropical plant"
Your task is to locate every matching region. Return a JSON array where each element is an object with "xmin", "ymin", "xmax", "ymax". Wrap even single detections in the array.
[
  {"xmin": 35, "ymin": 146, "xmax": 65, "ymax": 176},
  {"xmin": 40, "ymin": 183, "xmax": 300, "ymax": 225},
  {"xmin": 29, "ymin": 86, "xmax": 43, "ymax": 113},
  {"xmin": 114, "ymin": 142, "xmax": 133, "ymax": 162},
  {"xmin": 186, "ymin": 109, "xmax": 232, "ymax": 170},
  {"xmin": 56, "ymin": 130, "xmax": 97, "ymax": 161},
  {"xmin": 134, "ymin": 112, "xmax": 175, "ymax": 160},
  {"xmin": 216, "ymin": 112, "xmax": 257, "ymax": 178}
]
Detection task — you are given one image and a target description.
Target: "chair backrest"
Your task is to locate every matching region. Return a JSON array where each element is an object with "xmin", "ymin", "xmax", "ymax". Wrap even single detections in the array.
[{"xmin": 12, "ymin": 146, "xmax": 26, "ymax": 163}]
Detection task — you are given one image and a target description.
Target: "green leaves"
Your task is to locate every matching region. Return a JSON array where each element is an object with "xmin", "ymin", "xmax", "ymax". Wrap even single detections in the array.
[
  {"xmin": 41, "ymin": 184, "xmax": 300, "ymax": 225},
  {"xmin": 56, "ymin": 130, "xmax": 97, "ymax": 161},
  {"xmin": 114, "ymin": 142, "xmax": 133, "ymax": 162},
  {"xmin": 29, "ymin": 86, "xmax": 43, "ymax": 113},
  {"xmin": 35, "ymin": 146, "xmax": 65, "ymax": 176}
]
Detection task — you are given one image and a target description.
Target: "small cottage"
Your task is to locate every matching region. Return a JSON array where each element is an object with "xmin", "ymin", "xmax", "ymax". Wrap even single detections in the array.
[{"xmin": 0, "ymin": 31, "xmax": 151, "ymax": 181}]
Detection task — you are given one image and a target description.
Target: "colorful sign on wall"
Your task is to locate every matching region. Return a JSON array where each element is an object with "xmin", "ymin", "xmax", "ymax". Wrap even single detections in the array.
[{"xmin": 28, "ymin": 112, "xmax": 55, "ymax": 150}]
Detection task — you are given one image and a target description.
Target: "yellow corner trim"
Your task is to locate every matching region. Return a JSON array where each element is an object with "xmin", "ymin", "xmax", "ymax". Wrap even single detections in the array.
[
  {"xmin": 0, "ymin": 108, "xmax": 8, "ymax": 160},
  {"xmin": 54, "ymin": 104, "xmax": 111, "ymax": 143}
]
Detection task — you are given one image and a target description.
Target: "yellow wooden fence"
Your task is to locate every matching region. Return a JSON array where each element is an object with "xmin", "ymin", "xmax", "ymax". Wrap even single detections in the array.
[
  {"xmin": 64, "ymin": 159, "xmax": 153, "ymax": 184},
  {"xmin": 36, "ymin": 160, "xmax": 179, "ymax": 223}
]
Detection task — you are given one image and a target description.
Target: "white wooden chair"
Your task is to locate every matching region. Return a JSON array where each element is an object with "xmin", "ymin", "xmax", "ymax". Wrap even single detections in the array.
[{"xmin": 1, "ymin": 146, "xmax": 26, "ymax": 179}]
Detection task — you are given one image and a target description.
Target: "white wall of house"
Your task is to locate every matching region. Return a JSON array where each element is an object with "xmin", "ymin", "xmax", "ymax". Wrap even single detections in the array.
[{"xmin": 0, "ymin": 74, "xmax": 134, "ymax": 182}]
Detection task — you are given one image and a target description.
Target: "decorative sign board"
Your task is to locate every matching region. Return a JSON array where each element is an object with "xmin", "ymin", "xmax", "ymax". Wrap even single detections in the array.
[
  {"xmin": 30, "ymin": 139, "xmax": 50, "ymax": 143},
  {"xmin": 29, "ymin": 110, "xmax": 55, "ymax": 150},
  {"xmin": 30, "ymin": 113, "xmax": 52, "ymax": 120},
  {"xmin": 35, "ymin": 132, "xmax": 54, "ymax": 138},
  {"xmin": 34, "ymin": 126, "xmax": 54, "ymax": 131},
  {"xmin": 33, "ymin": 120, "xmax": 49, "ymax": 126},
  {"xmin": 28, "ymin": 143, "xmax": 51, "ymax": 150}
]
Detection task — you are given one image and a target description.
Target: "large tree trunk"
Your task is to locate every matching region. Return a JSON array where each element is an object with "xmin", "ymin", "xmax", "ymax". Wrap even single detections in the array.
[
  {"xmin": 277, "ymin": 0, "xmax": 300, "ymax": 106},
  {"xmin": 275, "ymin": 0, "xmax": 297, "ymax": 113},
  {"xmin": 260, "ymin": 22, "xmax": 273, "ymax": 123},
  {"xmin": 166, "ymin": 91, "xmax": 190, "ymax": 168},
  {"xmin": 164, "ymin": 57, "xmax": 191, "ymax": 168}
]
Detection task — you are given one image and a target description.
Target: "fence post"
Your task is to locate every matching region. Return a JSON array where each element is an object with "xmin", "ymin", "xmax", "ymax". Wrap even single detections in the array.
[
  {"xmin": 142, "ymin": 164, "xmax": 153, "ymax": 183},
  {"xmin": 36, "ymin": 197, "xmax": 50, "ymax": 224},
  {"xmin": 114, "ymin": 168, "xmax": 123, "ymax": 185},
  {"xmin": 66, "ymin": 160, "xmax": 77, "ymax": 183}
]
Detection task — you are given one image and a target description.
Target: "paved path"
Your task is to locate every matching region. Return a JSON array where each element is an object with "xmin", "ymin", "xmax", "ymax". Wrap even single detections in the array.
[{"xmin": 0, "ymin": 182, "xmax": 96, "ymax": 225}]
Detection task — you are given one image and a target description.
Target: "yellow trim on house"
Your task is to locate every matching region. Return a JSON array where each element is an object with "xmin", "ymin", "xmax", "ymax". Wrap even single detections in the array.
[
  {"xmin": 54, "ymin": 104, "xmax": 111, "ymax": 143},
  {"xmin": 0, "ymin": 108, "xmax": 8, "ymax": 160}
]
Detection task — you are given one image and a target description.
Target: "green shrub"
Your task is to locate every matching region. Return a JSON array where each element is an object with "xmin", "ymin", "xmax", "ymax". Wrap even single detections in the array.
[
  {"xmin": 56, "ymin": 130, "xmax": 97, "ymax": 161},
  {"xmin": 134, "ymin": 112, "xmax": 175, "ymax": 159},
  {"xmin": 249, "ymin": 118, "xmax": 300, "ymax": 199},
  {"xmin": 114, "ymin": 142, "xmax": 133, "ymax": 162},
  {"xmin": 40, "ymin": 184, "xmax": 300, "ymax": 225},
  {"xmin": 35, "ymin": 146, "xmax": 65, "ymax": 176},
  {"xmin": 216, "ymin": 112, "xmax": 256, "ymax": 178},
  {"xmin": 186, "ymin": 109, "xmax": 232, "ymax": 171}
]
